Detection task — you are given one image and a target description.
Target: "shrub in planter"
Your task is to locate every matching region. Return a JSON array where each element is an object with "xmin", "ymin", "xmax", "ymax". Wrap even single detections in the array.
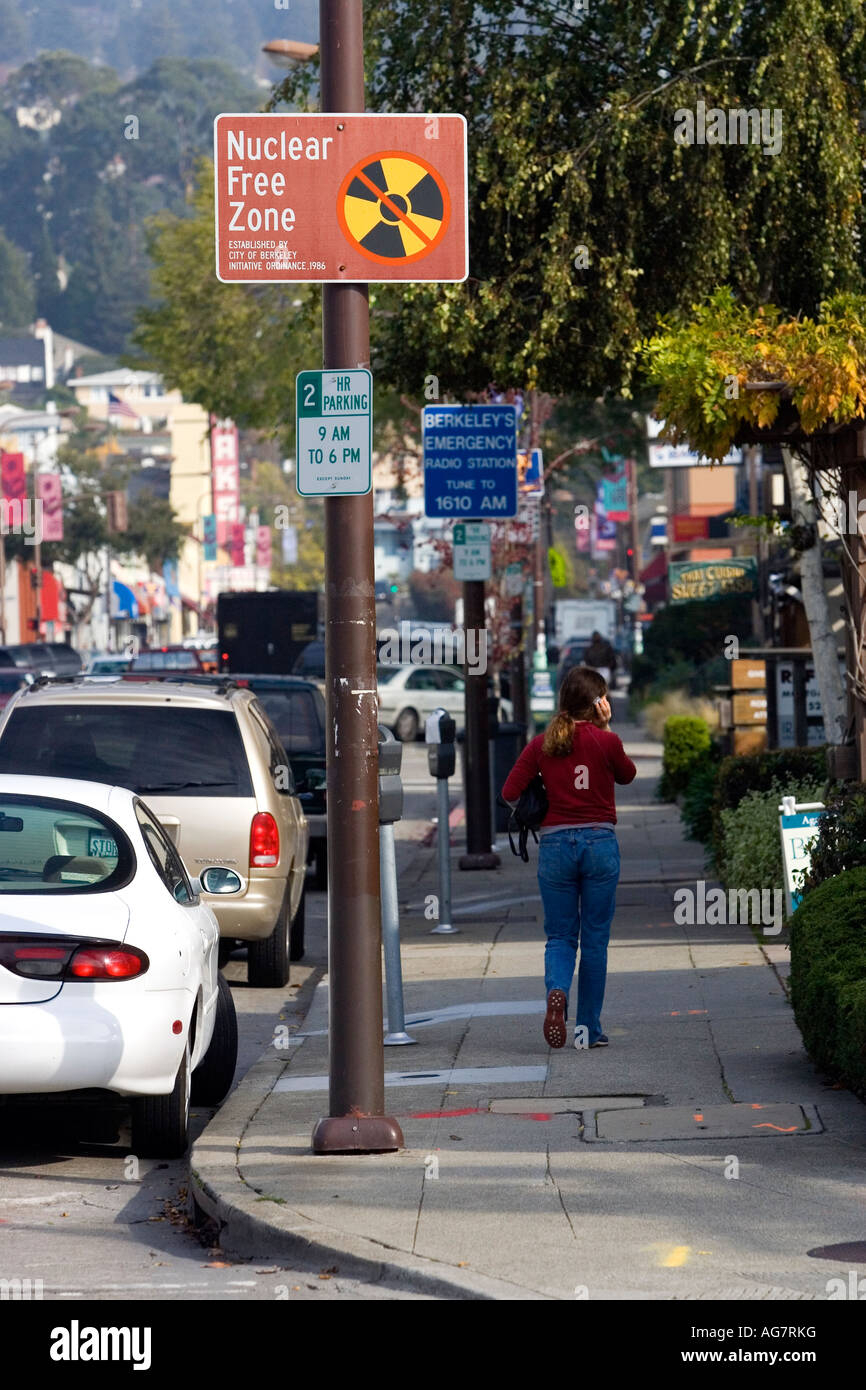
[
  {"xmin": 802, "ymin": 782, "xmax": 866, "ymax": 892},
  {"xmin": 789, "ymin": 865, "xmax": 866, "ymax": 1094},
  {"xmin": 711, "ymin": 745, "xmax": 828, "ymax": 872},
  {"xmin": 660, "ymin": 715, "xmax": 711, "ymax": 800},
  {"xmin": 718, "ymin": 776, "xmax": 826, "ymax": 892}
]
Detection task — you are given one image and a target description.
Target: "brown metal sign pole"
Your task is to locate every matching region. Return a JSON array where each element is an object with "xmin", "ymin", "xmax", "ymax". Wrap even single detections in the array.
[{"xmin": 312, "ymin": 0, "xmax": 403, "ymax": 1155}]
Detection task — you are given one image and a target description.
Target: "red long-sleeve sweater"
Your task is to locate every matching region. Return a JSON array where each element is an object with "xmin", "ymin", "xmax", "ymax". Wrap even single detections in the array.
[{"xmin": 501, "ymin": 723, "xmax": 637, "ymax": 826}]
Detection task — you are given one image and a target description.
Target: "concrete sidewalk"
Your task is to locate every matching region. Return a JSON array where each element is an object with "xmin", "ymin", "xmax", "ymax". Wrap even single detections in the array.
[{"xmin": 191, "ymin": 699, "xmax": 866, "ymax": 1299}]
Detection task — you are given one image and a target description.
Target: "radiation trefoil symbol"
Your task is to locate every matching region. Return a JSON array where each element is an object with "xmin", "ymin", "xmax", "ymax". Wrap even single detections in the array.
[{"xmin": 337, "ymin": 150, "xmax": 450, "ymax": 264}]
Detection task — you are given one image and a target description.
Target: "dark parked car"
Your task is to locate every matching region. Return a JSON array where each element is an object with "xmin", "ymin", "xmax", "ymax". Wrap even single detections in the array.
[
  {"xmin": 0, "ymin": 669, "xmax": 35, "ymax": 707},
  {"xmin": 0, "ymin": 642, "xmax": 81, "ymax": 675},
  {"xmin": 233, "ymin": 675, "xmax": 328, "ymax": 889}
]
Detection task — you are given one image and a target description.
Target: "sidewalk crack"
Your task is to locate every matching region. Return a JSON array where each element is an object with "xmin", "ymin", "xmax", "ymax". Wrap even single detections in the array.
[{"xmin": 545, "ymin": 1145, "xmax": 577, "ymax": 1241}]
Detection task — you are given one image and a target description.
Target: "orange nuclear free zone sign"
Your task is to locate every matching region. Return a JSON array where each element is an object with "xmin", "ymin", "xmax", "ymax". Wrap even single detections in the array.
[{"xmin": 214, "ymin": 112, "xmax": 467, "ymax": 283}]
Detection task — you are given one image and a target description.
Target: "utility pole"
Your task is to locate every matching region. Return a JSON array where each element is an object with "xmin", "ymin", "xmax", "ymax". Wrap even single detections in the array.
[
  {"xmin": 311, "ymin": 0, "xmax": 403, "ymax": 1155},
  {"xmin": 459, "ymin": 578, "xmax": 499, "ymax": 870}
]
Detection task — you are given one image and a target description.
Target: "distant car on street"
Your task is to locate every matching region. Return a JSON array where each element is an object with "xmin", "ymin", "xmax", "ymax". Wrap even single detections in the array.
[
  {"xmin": 0, "ymin": 642, "xmax": 81, "ymax": 676},
  {"xmin": 376, "ymin": 664, "xmax": 514, "ymax": 742},
  {"xmin": 129, "ymin": 647, "xmax": 205, "ymax": 675},
  {"xmin": 0, "ymin": 670, "xmax": 35, "ymax": 707},
  {"xmin": 0, "ymin": 679, "xmax": 309, "ymax": 983},
  {"xmin": 0, "ymin": 776, "xmax": 238, "ymax": 1156},
  {"xmin": 84, "ymin": 653, "xmax": 133, "ymax": 675}
]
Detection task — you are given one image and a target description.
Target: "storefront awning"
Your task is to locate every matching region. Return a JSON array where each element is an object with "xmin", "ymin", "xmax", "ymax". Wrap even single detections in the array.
[{"xmin": 112, "ymin": 579, "xmax": 139, "ymax": 619}]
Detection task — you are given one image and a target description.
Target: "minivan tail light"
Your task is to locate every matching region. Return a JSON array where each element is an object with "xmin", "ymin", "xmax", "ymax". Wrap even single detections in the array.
[{"xmin": 250, "ymin": 811, "xmax": 279, "ymax": 867}]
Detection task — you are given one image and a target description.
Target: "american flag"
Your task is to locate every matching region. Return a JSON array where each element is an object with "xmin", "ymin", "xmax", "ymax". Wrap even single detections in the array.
[{"xmin": 108, "ymin": 391, "xmax": 138, "ymax": 421}]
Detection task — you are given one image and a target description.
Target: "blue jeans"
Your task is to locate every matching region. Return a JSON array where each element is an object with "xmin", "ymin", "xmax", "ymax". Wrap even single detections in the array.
[{"xmin": 537, "ymin": 827, "xmax": 620, "ymax": 1044}]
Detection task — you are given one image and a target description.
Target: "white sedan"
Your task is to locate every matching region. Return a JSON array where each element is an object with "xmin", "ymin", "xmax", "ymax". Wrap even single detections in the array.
[
  {"xmin": 0, "ymin": 775, "xmax": 239, "ymax": 1157},
  {"xmin": 376, "ymin": 664, "xmax": 513, "ymax": 742}
]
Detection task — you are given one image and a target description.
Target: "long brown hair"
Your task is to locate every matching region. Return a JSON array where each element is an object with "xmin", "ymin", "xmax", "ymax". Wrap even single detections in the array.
[{"xmin": 542, "ymin": 666, "xmax": 608, "ymax": 756}]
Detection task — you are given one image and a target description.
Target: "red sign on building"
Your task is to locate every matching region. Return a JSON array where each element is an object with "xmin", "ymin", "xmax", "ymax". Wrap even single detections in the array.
[
  {"xmin": 214, "ymin": 113, "xmax": 468, "ymax": 284},
  {"xmin": 672, "ymin": 514, "xmax": 710, "ymax": 541},
  {"xmin": 210, "ymin": 417, "xmax": 240, "ymax": 546}
]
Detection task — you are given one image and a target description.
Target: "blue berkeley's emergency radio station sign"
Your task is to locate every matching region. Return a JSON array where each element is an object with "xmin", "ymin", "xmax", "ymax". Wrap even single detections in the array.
[{"xmin": 422, "ymin": 404, "xmax": 518, "ymax": 518}]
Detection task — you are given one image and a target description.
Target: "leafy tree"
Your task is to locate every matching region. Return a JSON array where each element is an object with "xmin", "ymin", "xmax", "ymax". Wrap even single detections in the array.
[
  {"xmin": 0, "ymin": 230, "xmax": 36, "ymax": 328},
  {"xmin": 271, "ymin": 0, "xmax": 866, "ymax": 398},
  {"xmin": 133, "ymin": 166, "xmax": 319, "ymax": 437}
]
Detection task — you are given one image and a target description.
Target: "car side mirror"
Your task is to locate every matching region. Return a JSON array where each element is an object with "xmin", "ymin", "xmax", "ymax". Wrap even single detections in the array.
[{"xmin": 200, "ymin": 866, "xmax": 243, "ymax": 894}]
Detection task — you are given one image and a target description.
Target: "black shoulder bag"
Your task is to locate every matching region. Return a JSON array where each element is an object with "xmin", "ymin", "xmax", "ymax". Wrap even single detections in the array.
[{"xmin": 501, "ymin": 774, "xmax": 548, "ymax": 863}]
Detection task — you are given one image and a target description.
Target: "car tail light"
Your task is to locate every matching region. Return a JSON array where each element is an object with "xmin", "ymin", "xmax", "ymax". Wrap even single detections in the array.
[
  {"xmin": 68, "ymin": 946, "xmax": 148, "ymax": 980},
  {"xmin": 250, "ymin": 811, "xmax": 279, "ymax": 867},
  {"xmin": 0, "ymin": 935, "xmax": 148, "ymax": 981}
]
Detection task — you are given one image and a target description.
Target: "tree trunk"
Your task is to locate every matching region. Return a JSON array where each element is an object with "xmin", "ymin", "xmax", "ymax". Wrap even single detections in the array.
[{"xmin": 781, "ymin": 446, "xmax": 847, "ymax": 744}]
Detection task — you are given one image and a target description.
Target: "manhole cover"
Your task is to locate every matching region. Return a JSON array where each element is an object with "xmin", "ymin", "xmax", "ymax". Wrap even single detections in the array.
[{"xmin": 593, "ymin": 1102, "xmax": 820, "ymax": 1141}]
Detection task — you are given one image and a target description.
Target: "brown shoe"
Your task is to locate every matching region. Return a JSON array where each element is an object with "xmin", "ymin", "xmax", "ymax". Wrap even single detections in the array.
[{"xmin": 544, "ymin": 989, "xmax": 568, "ymax": 1048}]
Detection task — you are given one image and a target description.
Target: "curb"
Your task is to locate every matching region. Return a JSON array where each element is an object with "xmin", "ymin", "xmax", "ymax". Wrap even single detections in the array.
[{"xmin": 189, "ymin": 1050, "xmax": 550, "ymax": 1301}]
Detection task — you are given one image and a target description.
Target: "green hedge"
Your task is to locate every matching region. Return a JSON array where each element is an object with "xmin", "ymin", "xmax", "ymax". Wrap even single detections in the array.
[
  {"xmin": 802, "ymin": 782, "xmax": 866, "ymax": 891},
  {"xmin": 719, "ymin": 776, "xmax": 826, "ymax": 892},
  {"xmin": 790, "ymin": 866, "xmax": 866, "ymax": 1095},
  {"xmin": 661, "ymin": 715, "xmax": 711, "ymax": 799},
  {"xmin": 680, "ymin": 751, "xmax": 722, "ymax": 844},
  {"xmin": 711, "ymin": 745, "xmax": 828, "ymax": 873}
]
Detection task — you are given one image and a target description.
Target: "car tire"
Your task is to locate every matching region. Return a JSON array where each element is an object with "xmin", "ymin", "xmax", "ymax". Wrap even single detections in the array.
[
  {"xmin": 312, "ymin": 842, "xmax": 327, "ymax": 891},
  {"xmin": 191, "ymin": 974, "xmax": 238, "ymax": 1106},
  {"xmin": 247, "ymin": 892, "xmax": 291, "ymax": 988},
  {"xmin": 289, "ymin": 882, "xmax": 306, "ymax": 961},
  {"xmin": 395, "ymin": 707, "xmax": 419, "ymax": 742},
  {"xmin": 130, "ymin": 1042, "xmax": 190, "ymax": 1159}
]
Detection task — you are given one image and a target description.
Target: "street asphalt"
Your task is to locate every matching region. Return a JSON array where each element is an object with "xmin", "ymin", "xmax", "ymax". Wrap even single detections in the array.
[{"xmin": 190, "ymin": 692, "xmax": 866, "ymax": 1300}]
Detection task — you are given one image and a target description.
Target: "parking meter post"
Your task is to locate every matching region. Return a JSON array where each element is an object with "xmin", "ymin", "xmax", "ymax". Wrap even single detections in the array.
[
  {"xmin": 459, "ymin": 579, "xmax": 499, "ymax": 870},
  {"xmin": 426, "ymin": 708, "xmax": 459, "ymax": 935},
  {"xmin": 311, "ymin": 0, "xmax": 403, "ymax": 1156},
  {"xmin": 377, "ymin": 726, "xmax": 415, "ymax": 1046}
]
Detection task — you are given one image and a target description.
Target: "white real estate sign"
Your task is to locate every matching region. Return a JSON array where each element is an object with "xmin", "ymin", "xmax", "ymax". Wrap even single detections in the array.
[
  {"xmin": 778, "ymin": 798, "xmax": 825, "ymax": 915},
  {"xmin": 453, "ymin": 521, "xmax": 491, "ymax": 580}
]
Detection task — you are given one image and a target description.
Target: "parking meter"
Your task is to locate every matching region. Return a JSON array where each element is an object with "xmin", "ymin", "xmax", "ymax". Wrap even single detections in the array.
[
  {"xmin": 426, "ymin": 707, "xmax": 456, "ymax": 779},
  {"xmin": 377, "ymin": 723, "xmax": 403, "ymax": 825}
]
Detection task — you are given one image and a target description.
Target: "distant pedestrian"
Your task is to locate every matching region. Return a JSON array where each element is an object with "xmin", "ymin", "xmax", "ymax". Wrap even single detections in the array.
[
  {"xmin": 502, "ymin": 667, "xmax": 636, "ymax": 1050},
  {"xmin": 583, "ymin": 630, "xmax": 617, "ymax": 687}
]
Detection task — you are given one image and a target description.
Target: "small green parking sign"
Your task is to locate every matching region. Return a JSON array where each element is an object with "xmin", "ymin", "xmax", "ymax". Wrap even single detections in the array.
[{"xmin": 296, "ymin": 368, "xmax": 372, "ymax": 496}]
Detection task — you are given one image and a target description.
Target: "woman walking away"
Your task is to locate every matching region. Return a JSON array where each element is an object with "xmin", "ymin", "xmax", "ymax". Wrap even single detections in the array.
[{"xmin": 501, "ymin": 667, "xmax": 636, "ymax": 1050}]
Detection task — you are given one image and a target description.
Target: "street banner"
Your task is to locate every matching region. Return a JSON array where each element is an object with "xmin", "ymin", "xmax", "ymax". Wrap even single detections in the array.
[
  {"xmin": 669, "ymin": 557, "xmax": 757, "ymax": 603},
  {"xmin": 600, "ymin": 459, "xmax": 630, "ymax": 521},
  {"xmin": 282, "ymin": 525, "xmax": 298, "ymax": 564},
  {"xmin": 214, "ymin": 113, "xmax": 468, "ymax": 284},
  {"xmin": 36, "ymin": 472, "xmax": 63, "ymax": 541},
  {"xmin": 1, "ymin": 451, "xmax": 26, "ymax": 515},
  {"xmin": 210, "ymin": 417, "xmax": 240, "ymax": 544},
  {"xmin": 548, "ymin": 548, "xmax": 567, "ymax": 587},
  {"xmin": 256, "ymin": 525, "xmax": 272, "ymax": 570},
  {"xmin": 230, "ymin": 522, "xmax": 246, "ymax": 567},
  {"xmin": 518, "ymin": 448, "xmax": 544, "ymax": 498},
  {"xmin": 203, "ymin": 514, "xmax": 217, "ymax": 562}
]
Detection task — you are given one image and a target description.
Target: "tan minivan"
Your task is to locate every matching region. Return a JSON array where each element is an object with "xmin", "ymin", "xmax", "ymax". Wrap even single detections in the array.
[{"xmin": 0, "ymin": 679, "xmax": 308, "ymax": 987}]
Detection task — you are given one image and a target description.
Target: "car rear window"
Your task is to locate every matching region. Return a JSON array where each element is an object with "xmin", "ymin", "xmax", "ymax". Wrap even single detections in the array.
[
  {"xmin": 0, "ymin": 794, "xmax": 134, "ymax": 894},
  {"xmin": 254, "ymin": 689, "xmax": 323, "ymax": 754},
  {"xmin": 0, "ymin": 705, "xmax": 254, "ymax": 797},
  {"xmin": 132, "ymin": 650, "xmax": 199, "ymax": 671}
]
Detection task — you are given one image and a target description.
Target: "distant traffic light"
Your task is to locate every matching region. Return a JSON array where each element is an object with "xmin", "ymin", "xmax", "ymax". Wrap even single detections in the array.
[{"xmin": 389, "ymin": 583, "xmax": 399, "ymax": 594}]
